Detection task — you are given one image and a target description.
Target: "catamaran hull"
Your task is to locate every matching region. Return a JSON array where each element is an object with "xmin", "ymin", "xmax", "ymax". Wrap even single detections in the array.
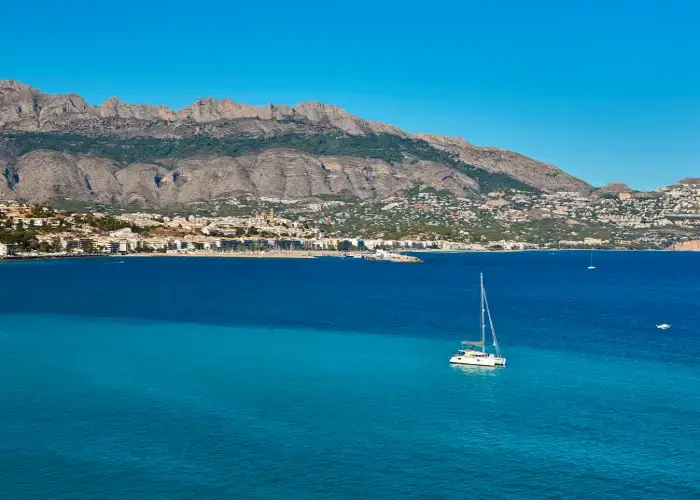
[{"xmin": 449, "ymin": 356, "xmax": 506, "ymax": 367}]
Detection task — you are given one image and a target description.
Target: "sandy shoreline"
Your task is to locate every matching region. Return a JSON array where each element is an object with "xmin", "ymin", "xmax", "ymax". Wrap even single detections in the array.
[
  {"xmin": 122, "ymin": 251, "xmax": 316, "ymax": 259},
  {"xmin": 3, "ymin": 248, "xmax": 680, "ymax": 265},
  {"xmin": 123, "ymin": 251, "xmax": 421, "ymax": 262}
]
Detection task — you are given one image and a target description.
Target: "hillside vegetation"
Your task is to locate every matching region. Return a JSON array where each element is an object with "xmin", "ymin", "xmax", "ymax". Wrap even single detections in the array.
[{"xmin": 3, "ymin": 131, "xmax": 534, "ymax": 193}]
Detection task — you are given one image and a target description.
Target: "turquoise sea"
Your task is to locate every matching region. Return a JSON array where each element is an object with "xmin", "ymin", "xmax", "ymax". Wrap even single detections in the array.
[{"xmin": 1, "ymin": 252, "xmax": 699, "ymax": 499}]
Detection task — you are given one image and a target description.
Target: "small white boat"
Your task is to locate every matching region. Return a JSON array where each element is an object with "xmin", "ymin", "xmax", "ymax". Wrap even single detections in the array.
[
  {"xmin": 656, "ymin": 323, "xmax": 671, "ymax": 330},
  {"xmin": 449, "ymin": 273, "xmax": 506, "ymax": 367},
  {"xmin": 587, "ymin": 252, "xmax": 596, "ymax": 270}
]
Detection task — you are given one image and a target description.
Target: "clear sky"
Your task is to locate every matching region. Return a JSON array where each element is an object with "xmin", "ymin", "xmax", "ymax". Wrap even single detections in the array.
[{"xmin": 2, "ymin": 0, "xmax": 698, "ymax": 189}]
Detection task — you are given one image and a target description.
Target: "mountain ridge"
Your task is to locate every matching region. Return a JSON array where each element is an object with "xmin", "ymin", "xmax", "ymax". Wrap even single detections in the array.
[
  {"xmin": 0, "ymin": 79, "xmax": 402, "ymax": 135},
  {"xmin": 1, "ymin": 80, "xmax": 595, "ymax": 209}
]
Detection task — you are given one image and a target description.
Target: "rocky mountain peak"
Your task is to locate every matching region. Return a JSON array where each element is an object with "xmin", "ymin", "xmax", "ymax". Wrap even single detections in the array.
[
  {"xmin": 177, "ymin": 97, "xmax": 364, "ymax": 130},
  {"xmin": 0, "ymin": 79, "xmax": 35, "ymax": 91},
  {"xmin": 597, "ymin": 182, "xmax": 633, "ymax": 193},
  {"xmin": 100, "ymin": 96, "xmax": 177, "ymax": 121},
  {"xmin": 676, "ymin": 178, "xmax": 700, "ymax": 186},
  {"xmin": 0, "ymin": 80, "xmax": 91, "ymax": 127},
  {"xmin": 179, "ymin": 97, "xmax": 274, "ymax": 122},
  {"xmin": 292, "ymin": 101, "xmax": 350, "ymax": 119}
]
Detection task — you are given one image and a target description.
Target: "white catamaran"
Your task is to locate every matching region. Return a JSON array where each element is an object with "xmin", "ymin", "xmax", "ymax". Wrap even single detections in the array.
[{"xmin": 449, "ymin": 273, "xmax": 506, "ymax": 367}]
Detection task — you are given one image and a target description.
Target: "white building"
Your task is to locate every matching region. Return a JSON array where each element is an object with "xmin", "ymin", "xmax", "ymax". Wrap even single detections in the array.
[
  {"xmin": 0, "ymin": 243, "xmax": 17, "ymax": 256},
  {"xmin": 109, "ymin": 227, "xmax": 134, "ymax": 238}
]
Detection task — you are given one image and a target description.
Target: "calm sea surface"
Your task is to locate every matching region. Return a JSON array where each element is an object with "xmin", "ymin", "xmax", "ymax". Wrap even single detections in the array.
[{"xmin": 1, "ymin": 252, "xmax": 699, "ymax": 499}]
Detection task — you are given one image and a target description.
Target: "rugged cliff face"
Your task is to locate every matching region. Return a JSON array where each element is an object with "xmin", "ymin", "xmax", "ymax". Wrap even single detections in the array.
[
  {"xmin": 3, "ymin": 149, "xmax": 480, "ymax": 207},
  {"xmin": 0, "ymin": 80, "xmax": 592, "ymax": 208}
]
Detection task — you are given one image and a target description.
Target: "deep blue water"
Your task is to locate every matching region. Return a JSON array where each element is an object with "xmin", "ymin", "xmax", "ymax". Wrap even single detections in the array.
[{"xmin": 1, "ymin": 251, "xmax": 699, "ymax": 499}]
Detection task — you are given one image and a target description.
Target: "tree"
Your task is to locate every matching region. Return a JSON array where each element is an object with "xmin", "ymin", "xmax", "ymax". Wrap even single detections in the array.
[
  {"xmin": 0, "ymin": 229, "xmax": 39, "ymax": 251},
  {"xmin": 37, "ymin": 241, "xmax": 56, "ymax": 253}
]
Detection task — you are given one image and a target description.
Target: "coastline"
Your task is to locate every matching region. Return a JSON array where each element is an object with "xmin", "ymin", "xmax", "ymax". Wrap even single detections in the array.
[
  {"xmin": 123, "ymin": 251, "xmax": 316, "ymax": 259},
  {"xmin": 125, "ymin": 251, "xmax": 422, "ymax": 262},
  {"xmin": 407, "ymin": 248, "xmax": 660, "ymax": 254},
  {"xmin": 1, "ymin": 250, "xmax": 422, "ymax": 263},
  {"xmin": 1, "ymin": 247, "xmax": 686, "ymax": 265}
]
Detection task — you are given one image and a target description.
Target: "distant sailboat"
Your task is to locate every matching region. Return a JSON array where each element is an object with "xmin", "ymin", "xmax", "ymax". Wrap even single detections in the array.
[
  {"xmin": 587, "ymin": 252, "xmax": 596, "ymax": 270},
  {"xmin": 656, "ymin": 323, "xmax": 671, "ymax": 330}
]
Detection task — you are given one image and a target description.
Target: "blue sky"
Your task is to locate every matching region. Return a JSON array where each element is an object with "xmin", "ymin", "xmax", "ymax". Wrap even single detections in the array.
[{"xmin": 2, "ymin": 0, "xmax": 698, "ymax": 189}]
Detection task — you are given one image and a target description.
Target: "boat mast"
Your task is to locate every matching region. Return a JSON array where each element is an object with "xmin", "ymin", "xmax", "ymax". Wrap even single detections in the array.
[{"xmin": 480, "ymin": 273, "xmax": 486, "ymax": 353}]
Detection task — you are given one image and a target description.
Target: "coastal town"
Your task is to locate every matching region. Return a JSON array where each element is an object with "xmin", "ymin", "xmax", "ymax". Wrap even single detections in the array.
[{"xmin": 1, "ymin": 179, "xmax": 699, "ymax": 260}]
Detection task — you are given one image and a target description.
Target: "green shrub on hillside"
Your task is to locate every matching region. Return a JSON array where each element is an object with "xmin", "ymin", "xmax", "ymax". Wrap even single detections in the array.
[{"xmin": 3, "ymin": 131, "xmax": 535, "ymax": 193}]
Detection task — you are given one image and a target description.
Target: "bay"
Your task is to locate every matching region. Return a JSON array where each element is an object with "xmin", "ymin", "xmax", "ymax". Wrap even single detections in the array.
[{"xmin": 1, "ymin": 251, "xmax": 699, "ymax": 499}]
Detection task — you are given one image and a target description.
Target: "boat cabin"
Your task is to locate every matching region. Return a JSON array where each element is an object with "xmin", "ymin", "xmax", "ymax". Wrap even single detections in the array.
[{"xmin": 453, "ymin": 349, "xmax": 494, "ymax": 358}]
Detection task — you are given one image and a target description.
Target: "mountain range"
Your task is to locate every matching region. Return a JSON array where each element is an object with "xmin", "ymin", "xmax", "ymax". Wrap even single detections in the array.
[{"xmin": 1, "ymin": 80, "xmax": 595, "ymax": 209}]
